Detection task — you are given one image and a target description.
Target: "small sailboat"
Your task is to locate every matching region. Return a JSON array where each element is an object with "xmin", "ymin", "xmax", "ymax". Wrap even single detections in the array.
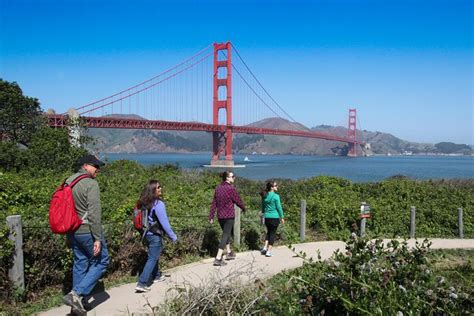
[{"xmin": 244, "ymin": 156, "xmax": 250, "ymax": 162}]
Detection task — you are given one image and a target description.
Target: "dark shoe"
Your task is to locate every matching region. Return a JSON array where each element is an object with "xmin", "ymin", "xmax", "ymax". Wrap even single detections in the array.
[
  {"xmin": 260, "ymin": 248, "xmax": 267, "ymax": 255},
  {"xmin": 225, "ymin": 251, "xmax": 236, "ymax": 260},
  {"xmin": 70, "ymin": 307, "xmax": 87, "ymax": 316},
  {"xmin": 213, "ymin": 258, "xmax": 227, "ymax": 266},
  {"xmin": 63, "ymin": 291, "xmax": 86, "ymax": 314},
  {"xmin": 82, "ymin": 298, "xmax": 92, "ymax": 311}
]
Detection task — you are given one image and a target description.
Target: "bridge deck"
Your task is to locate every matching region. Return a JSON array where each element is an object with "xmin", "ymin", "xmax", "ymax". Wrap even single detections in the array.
[{"xmin": 46, "ymin": 114, "xmax": 362, "ymax": 144}]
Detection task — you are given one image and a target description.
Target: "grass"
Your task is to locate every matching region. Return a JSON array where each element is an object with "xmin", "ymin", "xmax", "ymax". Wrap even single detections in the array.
[{"xmin": 431, "ymin": 249, "xmax": 474, "ymax": 291}]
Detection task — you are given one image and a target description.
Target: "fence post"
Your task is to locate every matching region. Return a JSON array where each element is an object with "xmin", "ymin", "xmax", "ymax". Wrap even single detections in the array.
[
  {"xmin": 7, "ymin": 215, "xmax": 24, "ymax": 291},
  {"xmin": 233, "ymin": 205, "xmax": 241, "ymax": 247},
  {"xmin": 300, "ymin": 199, "xmax": 306, "ymax": 242},
  {"xmin": 458, "ymin": 207, "xmax": 464, "ymax": 239},
  {"xmin": 410, "ymin": 206, "xmax": 416, "ymax": 238},
  {"xmin": 360, "ymin": 203, "xmax": 367, "ymax": 237}
]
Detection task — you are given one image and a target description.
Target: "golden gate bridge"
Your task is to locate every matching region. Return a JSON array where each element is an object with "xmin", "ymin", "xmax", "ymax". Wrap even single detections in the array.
[{"xmin": 47, "ymin": 42, "xmax": 363, "ymax": 166}]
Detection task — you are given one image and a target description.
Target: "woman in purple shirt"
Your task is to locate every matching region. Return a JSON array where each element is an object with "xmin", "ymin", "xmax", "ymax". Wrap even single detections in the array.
[
  {"xmin": 135, "ymin": 180, "xmax": 177, "ymax": 293},
  {"xmin": 209, "ymin": 171, "xmax": 246, "ymax": 266}
]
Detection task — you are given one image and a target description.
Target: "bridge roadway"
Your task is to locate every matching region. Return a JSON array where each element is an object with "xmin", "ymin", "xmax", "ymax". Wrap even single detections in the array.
[
  {"xmin": 46, "ymin": 114, "xmax": 363, "ymax": 145},
  {"xmin": 40, "ymin": 238, "xmax": 473, "ymax": 315}
]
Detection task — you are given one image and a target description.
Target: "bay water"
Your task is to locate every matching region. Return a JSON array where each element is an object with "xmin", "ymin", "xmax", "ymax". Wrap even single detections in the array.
[{"xmin": 104, "ymin": 153, "xmax": 474, "ymax": 182}]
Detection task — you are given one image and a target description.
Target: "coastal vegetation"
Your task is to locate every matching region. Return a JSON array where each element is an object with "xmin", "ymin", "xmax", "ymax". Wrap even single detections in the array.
[
  {"xmin": 159, "ymin": 240, "xmax": 473, "ymax": 315},
  {"xmin": 1, "ymin": 162, "xmax": 473, "ymax": 313}
]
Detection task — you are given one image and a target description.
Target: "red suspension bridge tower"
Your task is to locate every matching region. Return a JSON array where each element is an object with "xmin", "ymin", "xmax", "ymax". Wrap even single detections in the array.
[
  {"xmin": 347, "ymin": 108, "xmax": 357, "ymax": 157},
  {"xmin": 211, "ymin": 42, "xmax": 234, "ymax": 166}
]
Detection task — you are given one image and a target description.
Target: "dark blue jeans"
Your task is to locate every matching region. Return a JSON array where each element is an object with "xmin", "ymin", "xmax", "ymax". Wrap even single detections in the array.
[
  {"xmin": 68, "ymin": 232, "xmax": 109, "ymax": 296},
  {"xmin": 138, "ymin": 234, "xmax": 163, "ymax": 286}
]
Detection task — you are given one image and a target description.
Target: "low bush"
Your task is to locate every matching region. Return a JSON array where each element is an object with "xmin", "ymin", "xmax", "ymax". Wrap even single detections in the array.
[
  {"xmin": 159, "ymin": 239, "xmax": 473, "ymax": 315},
  {"xmin": 262, "ymin": 237, "xmax": 473, "ymax": 314}
]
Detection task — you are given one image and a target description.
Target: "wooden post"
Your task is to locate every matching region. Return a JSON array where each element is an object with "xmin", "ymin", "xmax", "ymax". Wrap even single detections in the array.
[
  {"xmin": 7, "ymin": 215, "xmax": 24, "ymax": 291},
  {"xmin": 300, "ymin": 199, "xmax": 306, "ymax": 242},
  {"xmin": 410, "ymin": 206, "xmax": 416, "ymax": 238},
  {"xmin": 360, "ymin": 204, "xmax": 366, "ymax": 237},
  {"xmin": 233, "ymin": 205, "xmax": 241, "ymax": 247},
  {"xmin": 458, "ymin": 207, "xmax": 464, "ymax": 239}
]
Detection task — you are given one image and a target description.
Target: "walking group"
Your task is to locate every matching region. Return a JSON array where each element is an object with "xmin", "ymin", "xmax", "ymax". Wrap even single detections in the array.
[{"xmin": 61, "ymin": 155, "xmax": 284, "ymax": 315}]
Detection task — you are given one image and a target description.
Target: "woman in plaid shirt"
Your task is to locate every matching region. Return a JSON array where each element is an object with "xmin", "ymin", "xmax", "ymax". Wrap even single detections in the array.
[{"xmin": 209, "ymin": 171, "xmax": 246, "ymax": 266}]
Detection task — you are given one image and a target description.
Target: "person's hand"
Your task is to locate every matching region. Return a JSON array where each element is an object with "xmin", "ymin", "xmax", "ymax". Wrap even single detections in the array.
[
  {"xmin": 209, "ymin": 218, "xmax": 214, "ymax": 224},
  {"xmin": 281, "ymin": 218, "xmax": 285, "ymax": 225},
  {"xmin": 93, "ymin": 241, "xmax": 101, "ymax": 256}
]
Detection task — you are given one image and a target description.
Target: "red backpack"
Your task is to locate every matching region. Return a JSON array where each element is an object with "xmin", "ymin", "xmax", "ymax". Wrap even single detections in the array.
[
  {"xmin": 132, "ymin": 204, "xmax": 148, "ymax": 231},
  {"xmin": 49, "ymin": 174, "xmax": 90, "ymax": 234},
  {"xmin": 132, "ymin": 204, "xmax": 164, "ymax": 239}
]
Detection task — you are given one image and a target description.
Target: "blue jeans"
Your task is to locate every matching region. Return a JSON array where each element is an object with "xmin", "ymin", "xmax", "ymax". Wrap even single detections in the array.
[
  {"xmin": 138, "ymin": 234, "xmax": 163, "ymax": 286},
  {"xmin": 68, "ymin": 232, "xmax": 110, "ymax": 296}
]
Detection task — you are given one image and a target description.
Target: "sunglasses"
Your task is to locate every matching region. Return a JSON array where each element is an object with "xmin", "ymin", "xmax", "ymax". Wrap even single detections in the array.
[{"xmin": 156, "ymin": 185, "xmax": 162, "ymax": 189}]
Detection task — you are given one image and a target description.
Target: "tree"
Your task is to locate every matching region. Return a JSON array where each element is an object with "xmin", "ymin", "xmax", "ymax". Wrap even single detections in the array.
[
  {"xmin": 25, "ymin": 125, "xmax": 88, "ymax": 171},
  {"xmin": 0, "ymin": 142, "xmax": 25, "ymax": 171},
  {"xmin": 0, "ymin": 79, "xmax": 43, "ymax": 145},
  {"xmin": 0, "ymin": 79, "xmax": 91, "ymax": 171}
]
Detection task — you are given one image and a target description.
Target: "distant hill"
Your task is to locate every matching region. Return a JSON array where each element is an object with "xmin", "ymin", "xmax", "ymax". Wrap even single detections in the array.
[{"xmin": 87, "ymin": 115, "xmax": 472, "ymax": 156}]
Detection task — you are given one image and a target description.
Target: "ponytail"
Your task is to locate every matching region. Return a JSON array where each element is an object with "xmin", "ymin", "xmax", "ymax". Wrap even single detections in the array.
[{"xmin": 260, "ymin": 181, "xmax": 275, "ymax": 199}]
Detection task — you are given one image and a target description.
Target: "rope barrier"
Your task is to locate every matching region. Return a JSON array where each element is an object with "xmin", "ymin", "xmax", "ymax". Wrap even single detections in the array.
[{"xmin": 22, "ymin": 215, "xmax": 264, "ymax": 229}]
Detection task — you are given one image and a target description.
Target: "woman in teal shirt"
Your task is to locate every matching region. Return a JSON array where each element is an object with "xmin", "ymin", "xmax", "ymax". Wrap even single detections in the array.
[{"xmin": 260, "ymin": 180, "xmax": 285, "ymax": 257}]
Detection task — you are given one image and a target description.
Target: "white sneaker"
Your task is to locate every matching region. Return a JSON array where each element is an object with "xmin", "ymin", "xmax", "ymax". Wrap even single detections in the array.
[
  {"xmin": 153, "ymin": 277, "xmax": 166, "ymax": 283},
  {"xmin": 265, "ymin": 251, "xmax": 273, "ymax": 257},
  {"xmin": 135, "ymin": 285, "xmax": 151, "ymax": 293}
]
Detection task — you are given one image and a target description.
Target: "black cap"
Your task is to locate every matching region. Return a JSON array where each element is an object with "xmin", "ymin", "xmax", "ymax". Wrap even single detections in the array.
[{"xmin": 78, "ymin": 154, "xmax": 105, "ymax": 168}]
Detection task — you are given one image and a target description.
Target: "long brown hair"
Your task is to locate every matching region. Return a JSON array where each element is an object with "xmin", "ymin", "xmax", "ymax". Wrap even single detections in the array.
[
  {"xmin": 137, "ymin": 180, "xmax": 162, "ymax": 210},
  {"xmin": 260, "ymin": 180, "xmax": 276, "ymax": 199}
]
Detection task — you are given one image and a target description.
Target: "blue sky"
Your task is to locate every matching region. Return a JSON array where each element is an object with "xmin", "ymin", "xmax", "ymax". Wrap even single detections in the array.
[{"xmin": 1, "ymin": 0, "xmax": 472, "ymax": 144}]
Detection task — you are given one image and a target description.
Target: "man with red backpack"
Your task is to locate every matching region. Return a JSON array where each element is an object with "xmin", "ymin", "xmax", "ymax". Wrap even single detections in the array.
[{"xmin": 62, "ymin": 154, "xmax": 109, "ymax": 315}]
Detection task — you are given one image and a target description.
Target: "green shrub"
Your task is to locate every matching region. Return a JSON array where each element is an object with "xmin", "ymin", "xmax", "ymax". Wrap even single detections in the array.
[{"xmin": 263, "ymin": 237, "xmax": 474, "ymax": 314}]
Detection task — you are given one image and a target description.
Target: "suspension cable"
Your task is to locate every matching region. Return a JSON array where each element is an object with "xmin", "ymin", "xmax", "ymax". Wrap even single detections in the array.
[
  {"xmin": 71, "ymin": 44, "xmax": 213, "ymax": 114},
  {"xmin": 232, "ymin": 45, "xmax": 298, "ymax": 123},
  {"xmin": 231, "ymin": 63, "xmax": 283, "ymax": 119},
  {"xmin": 80, "ymin": 52, "xmax": 213, "ymax": 116},
  {"xmin": 220, "ymin": 50, "xmax": 282, "ymax": 120}
]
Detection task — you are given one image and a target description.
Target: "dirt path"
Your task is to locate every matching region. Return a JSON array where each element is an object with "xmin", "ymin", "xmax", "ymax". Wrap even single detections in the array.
[{"xmin": 40, "ymin": 238, "xmax": 474, "ymax": 315}]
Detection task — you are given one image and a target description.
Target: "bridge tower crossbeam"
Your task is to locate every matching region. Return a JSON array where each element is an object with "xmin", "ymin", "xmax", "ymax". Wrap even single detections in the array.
[{"xmin": 211, "ymin": 42, "xmax": 234, "ymax": 166}]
